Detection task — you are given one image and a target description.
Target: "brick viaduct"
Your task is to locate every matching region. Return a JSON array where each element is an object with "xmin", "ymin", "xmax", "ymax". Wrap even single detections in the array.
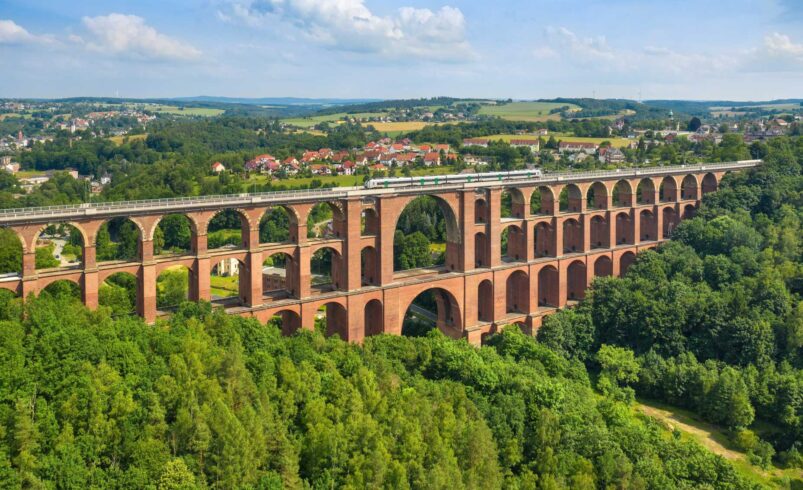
[{"xmin": 0, "ymin": 160, "xmax": 760, "ymax": 344}]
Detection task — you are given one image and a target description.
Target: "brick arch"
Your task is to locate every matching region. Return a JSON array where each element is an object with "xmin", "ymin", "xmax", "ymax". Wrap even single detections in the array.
[
  {"xmin": 0, "ymin": 225, "xmax": 25, "ymax": 254},
  {"xmin": 31, "ymin": 221, "xmax": 89, "ymax": 251},
  {"xmin": 474, "ymin": 197, "xmax": 488, "ymax": 224},
  {"xmin": 97, "ymin": 265, "xmax": 140, "ymax": 284},
  {"xmin": 681, "ymin": 174, "xmax": 699, "ymax": 199},
  {"xmin": 474, "ymin": 231, "xmax": 490, "ymax": 268},
  {"xmin": 533, "ymin": 220, "xmax": 555, "ymax": 258},
  {"xmin": 537, "ymin": 265, "xmax": 559, "ymax": 307},
  {"xmin": 505, "ymin": 269, "xmax": 530, "ymax": 314},
  {"xmin": 531, "ymin": 185, "xmax": 556, "ymax": 215},
  {"xmin": 477, "ymin": 279, "xmax": 493, "ymax": 322},
  {"xmin": 361, "ymin": 245, "xmax": 379, "ymax": 286},
  {"xmin": 307, "ymin": 201, "xmax": 347, "ymax": 238},
  {"xmin": 586, "ymin": 181, "xmax": 609, "ymax": 209},
  {"xmin": 562, "ymin": 218, "xmax": 583, "ymax": 254},
  {"xmin": 361, "ymin": 206, "xmax": 380, "ymax": 235},
  {"xmin": 639, "ymin": 209, "xmax": 657, "ymax": 241},
  {"xmin": 37, "ymin": 274, "xmax": 82, "ymax": 292},
  {"xmin": 636, "ymin": 178, "xmax": 656, "ymax": 204},
  {"xmin": 268, "ymin": 309, "xmax": 302, "ymax": 336},
  {"xmin": 590, "ymin": 215, "xmax": 609, "ymax": 249},
  {"xmin": 659, "ymin": 176, "xmax": 678, "ymax": 202},
  {"xmin": 146, "ymin": 213, "xmax": 200, "ymax": 244},
  {"xmin": 611, "ymin": 179, "xmax": 633, "ymax": 207},
  {"xmin": 559, "ymin": 184, "xmax": 583, "ymax": 212},
  {"xmin": 619, "ymin": 251, "xmax": 637, "ymax": 275},
  {"xmin": 390, "ymin": 194, "xmax": 461, "ymax": 245},
  {"xmin": 364, "ymin": 299, "xmax": 384, "ymax": 337},
  {"xmin": 662, "ymin": 206, "xmax": 679, "ymax": 237},
  {"xmin": 264, "ymin": 251, "xmax": 298, "ymax": 298},
  {"xmin": 615, "ymin": 211, "xmax": 634, "ymax": 245},
  {"xmin": 501, "ymin": 223, "xmax": 526, "ymax": 262},
  {"xmin": 566, "ymin": 260, "xmax": 587, "ymax": 300},
  {"xmin": 502, "ymin": 187, "xmax": 527, "ymax": 218},
  {"xmin": 400, "ymin": 284, "xmax": 464, "ymax": 339},
  {"xmin": 701, "ymin": 172, "xmax": 718, "ymax": 195},
  {"xmin": 311, "ymin": 245, "xmax": 345, "ymax": 291},
  {"xmin": 594, "ymin": 255, "xmax": 613, "ymax": 277}
]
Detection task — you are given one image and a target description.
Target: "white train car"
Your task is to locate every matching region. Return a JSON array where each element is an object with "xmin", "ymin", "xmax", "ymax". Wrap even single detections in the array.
[{"xmin": 364, "ymin": 169, "xmax": 544, "ymax": 189}]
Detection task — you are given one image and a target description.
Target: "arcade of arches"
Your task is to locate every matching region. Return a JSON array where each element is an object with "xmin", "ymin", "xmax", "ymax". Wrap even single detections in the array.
[{"xmin": 0, "ymin": 168, "xmax": 733, "ymax": 345}]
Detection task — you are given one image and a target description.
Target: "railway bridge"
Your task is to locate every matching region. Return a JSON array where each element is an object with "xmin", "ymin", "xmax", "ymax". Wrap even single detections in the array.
[{"xmin": 0, "ymin": 160, "xmax": 760, "ymax": 344}]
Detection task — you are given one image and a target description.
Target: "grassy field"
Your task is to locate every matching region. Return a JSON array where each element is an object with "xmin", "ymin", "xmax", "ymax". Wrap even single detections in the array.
[
  {"xmin": 108, "ymin": 133, "xmax": 148, "ymax": 145},
  {"xmin": 148, "ymin": 104, "xmax": 224, "ymax": 117},
  {"xmin": 210, "ymin": 275, "xmax": 239, "ymax": 298},
  {"xmin": 368, "ymin": 121, "xmax": 432, "ymax": 132},
  {"xmin": 485, "ymin": 133, "xmax": 633, "ymax": 148},
  {"xmin": 636, "ymin": 398, "xmax": 802, "ymax": 488},
  {"xmin": 283, "ymin": 111, "xmax": 388, "ymax": 128},
  {"xmin": 0, "ymin": 113, "xmax": 32, "ymax": 120},
  {"xmin": 478, "ymin": 101, "xmax": 581, "ymax": 122}
]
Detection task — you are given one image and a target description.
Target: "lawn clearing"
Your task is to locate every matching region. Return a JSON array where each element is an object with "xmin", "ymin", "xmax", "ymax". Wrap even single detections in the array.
[
  {"xmin": 478, "ymin": 101, "xmax": 581, "ymax": 122},
  {"xmin": 108, "ymin": 134, "xmax": 148, "ymax": 145},
  {"xmin": 485, "ymin": 133, "xmax": 633, "ymax": 148}
]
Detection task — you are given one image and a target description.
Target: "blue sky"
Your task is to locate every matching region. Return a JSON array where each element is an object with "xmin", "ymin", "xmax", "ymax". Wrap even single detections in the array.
[{"xmin": 1, "ymin": 0, "xmax": 801, "ymax": 100}]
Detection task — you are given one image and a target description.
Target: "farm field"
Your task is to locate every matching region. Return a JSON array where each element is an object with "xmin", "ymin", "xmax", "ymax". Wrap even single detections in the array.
[
  {"xmin": 108, "ymin": 133, "xmax": 147, "ymax": 144},
  {"xmin": 477, "ymin": 101, "xmax": 581, "ymax": 121},
  {"xmin": 148, "ymin": 104, "xmax": 224, "ymax": 116},
  {"xmin": 0, "ymin": 113, "xmax": 32, "ymax": 120},
  {"xmin": 485, "ymin": 133, "xmax": 633, "ymax": 148},
  {"xmin": 283, "ymin": 111, "xmax": 388, "ymax": 128}
]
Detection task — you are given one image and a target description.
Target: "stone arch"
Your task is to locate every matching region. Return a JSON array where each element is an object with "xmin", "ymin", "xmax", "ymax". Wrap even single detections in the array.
[
  {"xmin": 659, "ymin": 176, "xmax": 678, "ymax": 202},
  {"xmin": 615, "ymin": 212, "xmax": 634, "ymax": 245},
  {"xmin": 0, "ymin": 227, "xmax": 24, "ymax": 274},
  {"xmin": 681, "ymin": 174, "xmax": 699, "ymax": 200},
  {"xmin": 364, "ymin": 299, "xmax": 384, "ymax": 337},
  {"xmin": 474, "ymin": 232, "xmax": 490, "ymax": 268},
  {"xmin": 567, "ymin": 260, "xmax": 587, "ymax": 300},
  {"xmin": 97, "ymin": 217, "xmax": 143, "ymax": 262},
  {"xmin": 501, "ymin": 188, "xmax": 526, "ymax": 218},
  {"xmin": 559, "ymin": 184, "xmax": 583, "ymax": 213},
  {"xmin": 361, "ymin": 207, "xmax": 379, "ymax": 236},
  {"xmin": 506, "ymin": 270, "xmax": 530, "ymax": 314},
  {"xmin": 639, "ymin": 209, "xmax": 657, "ymax": 242},
  {"xmin": 263, "ymin": 251, "xmax": 297, "ymax": 299},
  {"xmin": 260, "ymin": 206, "xmax": 294, "ymax": 244},
  {"xmin": 538, "ymin": 265, "xmax": 559, "ymax": 307},
  {"xmin": 208, "ymin": 208, "xmax": 249, "ymax": 249},
  {"xmin": 34, "ymin": 223, "xmax": 85, "ymax": 270},
  {"xmin": 701, "ymin": 173, "xmax": 718, "ymax": 195},
  {"xmin": 317, "ymin": 301, "xmax": 348, "ymax": 339},
  {"xmin": 361, "ymin": 246, "xmax": 379, "ymax": 286},
  {"xmin": 636, "ymin": 178, "xmax": 656, "ymax": 204},
  {"xmin": 531, "ymin": 186, "xmax": 555, "ymax": 215},
  {"xmin": 612, "ymin": 179, "xmax": 633, "ymax": 207},
  {"xmin": 534, "ymin": 221, "xmax": 554, "ymax": 258},
  {"xmin": 311, "ymin": 246, "xmax": 344, "ymax": 291},
  {"xmin": 501, "ymin": 224, "xmax": 526, "ymax": 262},
  {"xmin": 594, "ymin": 255, "xmax": 613, "ymax": 277},
  {"xmin": 269, "ymin": 309, "xmax": 301, "ymax": 336},
  {"xmin": 562, "ymin": 218, "xmax": 583, "ymax": 254},
  {"xmin": 402, "ymin": 287, "xmax": 463, "ymax": 339},
  {"xmin": 586, "ymin": 181, "xmax": 609, "ymax": 210},
  {"xmin": 474, "ymin": 197, "xmax": 488, "ymax": 224},
  {"xmin": 590, "ymin": 215, "xmax": 609, "ymax": 249},
  {"xmin": 154, "ymin": 214, "xmax": 196, "ymax": 255},
  {"xmin": 682, "ymin": 203, "xmax": 697, "ymax": 219},
  {"xmin": 99, "ymin": 271, "xmax": 138, "ymax": 315},
  {"xmin": 477, "ymin": 279, "xmax": 493, "ymax": 322},
  {"xmin": 619, "ymin": 251, "xmax": 636, "ymax": 275},
  {"xmin": 662, "ymin": 207, "xmax": 679, "ymax": 237}
]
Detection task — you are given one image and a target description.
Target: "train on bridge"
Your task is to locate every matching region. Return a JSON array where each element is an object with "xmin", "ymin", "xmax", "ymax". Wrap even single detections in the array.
[{"xmin": 364, "ymin": 169, "xmax": 544, "ymax": 189}]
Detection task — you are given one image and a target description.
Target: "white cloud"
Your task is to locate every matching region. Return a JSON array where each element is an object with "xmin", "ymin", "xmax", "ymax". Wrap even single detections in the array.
[
  {"xmin": 544, "ymin": 26, "xmax": 618, "ymax": 62},
  {"xmin": 220, "ymin": 0, "xmax": 473, "ymax": 61},
  {"xmin": 0, "ymin": 19, "xmax": 49, "ymax": 45},
  {"xmin": 756, "ymin": 32, "xmax": 803, "ymax": 68},
  {"xmin": 75, "ymin": 14, "xmax": 201, "ymax": 61}
]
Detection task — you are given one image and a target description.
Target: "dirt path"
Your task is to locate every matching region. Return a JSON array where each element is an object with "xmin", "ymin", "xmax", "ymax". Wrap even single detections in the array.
[{"xmin": 636, "ymin": 401, "xmax": 744, "ymax": 461}]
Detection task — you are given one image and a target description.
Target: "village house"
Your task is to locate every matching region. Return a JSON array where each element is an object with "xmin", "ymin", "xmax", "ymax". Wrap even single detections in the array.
[
  {"xmin": 211, "ymin": 161, "xmax": 226, "ymax": 173},
  {"xmin": 462, "ymin": 138, "xmax": 489, "ymax": 148},
  {"xmin": 509, "ymin": 139, "xmax": 541, "ymax": 153},
  {"xmin": 423, "ymin": 152, "xmax": 441, "ymax": 166},
  {"xmin": 598, "ymin": 147, "xmax": 626, "ymax": 164},
  {"xmin": 558, "ymin": 141, "xmax": 599, "ymax": 153}
]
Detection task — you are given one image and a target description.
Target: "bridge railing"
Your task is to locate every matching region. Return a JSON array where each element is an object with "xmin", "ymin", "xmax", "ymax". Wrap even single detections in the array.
[{"xmin": 0, "ymin": 160, "xmax": 760, "ymax": 223}]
